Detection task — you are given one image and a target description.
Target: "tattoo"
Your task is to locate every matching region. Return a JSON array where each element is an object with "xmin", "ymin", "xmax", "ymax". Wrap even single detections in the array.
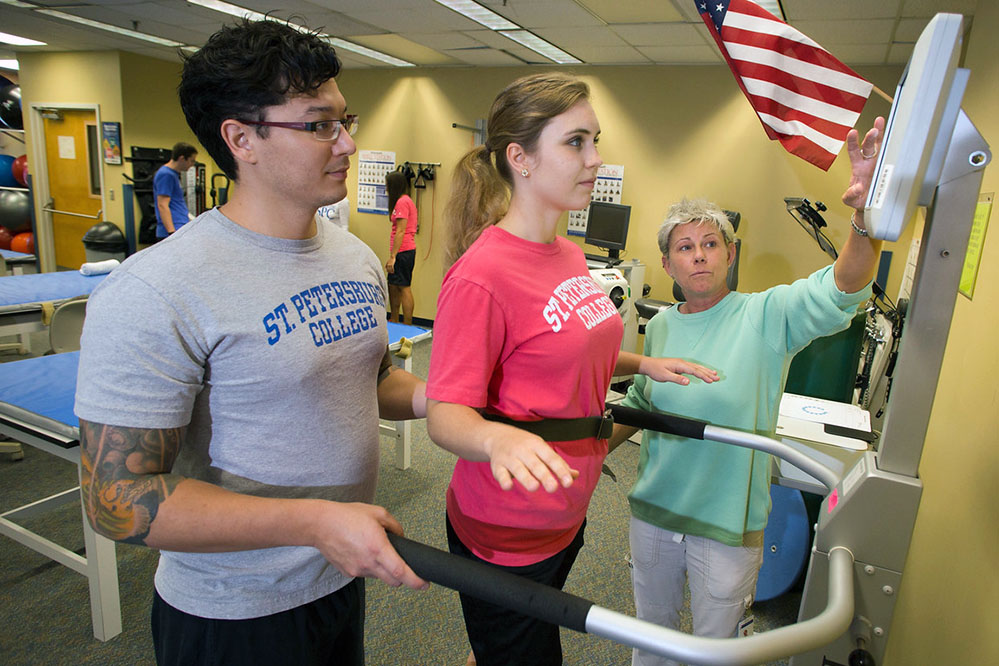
[{"xmin": 79, "ymin": 420, "xmax": 184, "ymax": 546}]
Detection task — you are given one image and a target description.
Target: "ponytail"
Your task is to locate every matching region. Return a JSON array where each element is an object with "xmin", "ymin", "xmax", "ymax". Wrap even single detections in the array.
[{"xmin": 443, "ymin": 145, "xmax": 508, "ymax": 269}]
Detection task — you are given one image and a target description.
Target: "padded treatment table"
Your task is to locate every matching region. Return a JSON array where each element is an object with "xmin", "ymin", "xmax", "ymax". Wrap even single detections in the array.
[
  {"xmin": 0, "ymin": 351, "xmax": 122, "ymax": 641},
  {"xmin": 381, "ymin": 321, "xmax": 432, "ymax": 469},
  {"xmin": 0, "ymin": 248, "xmax": 38, "ymax": 275},
  {"xmin": 0, "ymin": 271, "xmax": 106, "ymax": 354}
]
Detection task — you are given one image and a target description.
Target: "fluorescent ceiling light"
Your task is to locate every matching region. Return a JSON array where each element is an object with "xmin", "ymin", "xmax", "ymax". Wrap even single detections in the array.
[
  {"xmin": 186, "ymin": 0, "xmax": 414, "ymax": 66},
  {"xmin": 0, "ymin": 1, "xmax": 36, "ymax": 7},
  {"xmin": 499, "ymin": 30, "xmax": 581, "ymax": 65},
  {"xmin": 34, "ymin": 10, "xmax": 187, "ymax": 47},
  {"xmin": 186, "ymin": 0, "xmax": 264, "ymax": 21},
  {"xmin": 434, "ymin": 0, "xmax": 580, "ymax": 64},
  {"xmin": 0, "ymin": 59, "xmax": 19, "ymax": 70},
  {"xmin": 324, "ymin": 37, "xmax": 414, "ymax": 67},
  {"xmin": 432, "ymin": 0, "xmax": 518, "ymax": 30},
  {"xmin": 0, "ymin": 31, "xmax": 46, "ymax": 46}
]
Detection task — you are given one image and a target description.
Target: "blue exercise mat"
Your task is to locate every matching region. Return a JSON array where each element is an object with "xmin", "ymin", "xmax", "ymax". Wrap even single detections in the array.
[
  {"xmin": 0, "ymin": 249, "xmax": 33, "ymax": 260},
  {"xmin": 0, "ymin": 350, "xmax": 80, "ymax": 433},
  {"xmin": 0, "ymin": 271, "xmax": 106, "ymax": 307}
]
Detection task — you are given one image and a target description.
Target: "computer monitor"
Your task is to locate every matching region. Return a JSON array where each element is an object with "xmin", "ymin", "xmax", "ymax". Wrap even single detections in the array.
[
  {"xmin": 585, "ymin": 201, "xmax": 631, "ymax": 260},
  {"xmin": 865, "ymin": 13, "xmax": 965, "ymax": 241}
]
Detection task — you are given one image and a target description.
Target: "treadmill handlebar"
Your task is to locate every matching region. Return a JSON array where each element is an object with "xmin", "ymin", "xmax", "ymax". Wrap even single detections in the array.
[
  {"xmin": 386, "ymin": 533, "xmax": 855, "ymax": 665},
  {"xmin": 607, "ymin": 403, "xmax": 840, "ymax": 492}
]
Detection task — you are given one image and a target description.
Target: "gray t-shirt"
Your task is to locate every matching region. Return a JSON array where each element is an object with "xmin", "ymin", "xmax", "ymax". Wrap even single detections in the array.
[{"xmin": 75, "ymin": 208, "xmax": 389, "ymax": 619}]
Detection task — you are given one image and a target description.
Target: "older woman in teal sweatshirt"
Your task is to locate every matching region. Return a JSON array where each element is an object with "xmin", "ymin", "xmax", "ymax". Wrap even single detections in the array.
[{"xmin": 613, "ymin": 116, "xmax": 886, "ymax": 666}]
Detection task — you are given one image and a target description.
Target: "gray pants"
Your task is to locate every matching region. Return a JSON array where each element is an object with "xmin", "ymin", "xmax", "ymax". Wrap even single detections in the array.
[{"xmin": 630, "ymin": 516, "xmax": 763, "ymax": 666}]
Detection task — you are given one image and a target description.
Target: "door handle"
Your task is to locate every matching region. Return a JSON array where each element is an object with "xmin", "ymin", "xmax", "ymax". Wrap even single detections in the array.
[{"xmin": 43, "ymin": 199, "xmax": 102, "ymax": 219}]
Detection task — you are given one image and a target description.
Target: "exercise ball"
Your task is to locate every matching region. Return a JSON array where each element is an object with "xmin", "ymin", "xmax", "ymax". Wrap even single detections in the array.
[
  {"xmin": 0, "ymin": 85, "xmax": 23, "ymax": 130},
  {"xmin": 12, "ymin": 154, "xmax": 27, "ymax": 187},
  {"xmin": 0, "ymin": 154, "xmax": 16, "ymax": 187},
  {"xmin": 755, "ymin": 485, "xmax": 811, "ymax": 602},
  {"xmin": 11, "ymin": 231, "xmax": 33, "ymax": 254},
  {"xmin": 0, "ymin": 226, "xmax": 12, "ymax": 250},
  {"xmin": 0, "ymin": 189, "xmax": 32, "ymax": 233}
]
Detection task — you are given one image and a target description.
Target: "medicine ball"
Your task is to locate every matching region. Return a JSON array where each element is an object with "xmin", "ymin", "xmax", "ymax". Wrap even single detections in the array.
[{"xmin": 0, "ymin": 189, "xmax": 32, "ymax": 233}]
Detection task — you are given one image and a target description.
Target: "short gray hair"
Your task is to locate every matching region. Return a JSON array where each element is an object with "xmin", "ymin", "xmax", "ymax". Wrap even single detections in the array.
[{"xmin": 657, "ymin": 198, "xmax": 736, "ymax": 257}]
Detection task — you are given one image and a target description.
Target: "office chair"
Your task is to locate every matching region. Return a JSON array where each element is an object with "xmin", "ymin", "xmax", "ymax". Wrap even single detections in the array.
[{"xmin": 48, "ymin": 296, "xmax": 89, "ymax": 354}]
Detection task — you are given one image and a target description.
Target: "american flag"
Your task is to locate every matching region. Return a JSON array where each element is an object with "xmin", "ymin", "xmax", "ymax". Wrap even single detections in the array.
[{"xmin": 697, "ymin": 0, "xmax": 873, "ymax": 170}]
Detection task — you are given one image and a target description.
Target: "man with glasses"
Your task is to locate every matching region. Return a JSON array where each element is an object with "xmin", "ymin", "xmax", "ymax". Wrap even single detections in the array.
[{"xmin": 75, "ymin": 19, "xmax": 427, "ymax": 666}]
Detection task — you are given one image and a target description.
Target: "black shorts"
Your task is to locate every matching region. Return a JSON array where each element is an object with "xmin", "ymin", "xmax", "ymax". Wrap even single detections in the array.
[
  {"xmin": 151, "ymin": 579, "xmax": 365, "ymax": 666},
  {"xmin": 387, "ymin": 248, "xmax": 415, "ymax": 286},
  {"xmin": 446, "ymin": 513, "xmax": 586, "ymax": 666}
]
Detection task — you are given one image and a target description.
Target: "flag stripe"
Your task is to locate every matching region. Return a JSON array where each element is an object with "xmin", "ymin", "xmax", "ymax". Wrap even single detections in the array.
[
  {"xmin": 741, "ymin": 77, "xmax": 865, "ymax": 126},
  {"xmin": 776, "ymin": 134, "xmax": 836, "ymax": 170},
  {"xmin": 757, "ymin": 112, "xmax": 844, "ymax": 155},
  {"xmin": 735, "ymin": 61, "xmax": 869, "ymax": 112},
  {"xmin": 747, "ymin": 96, "xmax": 855, "ymax": 144},
  {"xmin": 722, "ymin": 8, "xmax": 822, "ymax": 50},
  {"xmin": 722, "ymin": 25, "xmax": 863, "ymax": 77},
  {"xmin": 725, "ymin": 42, "xmax": 873, "ymax": 96}
]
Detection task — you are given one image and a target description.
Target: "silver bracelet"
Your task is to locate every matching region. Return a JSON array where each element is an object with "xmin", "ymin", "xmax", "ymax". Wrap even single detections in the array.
[{"xmin": 850, "ymin": 212, "xmax": 869, "ymax": 237}]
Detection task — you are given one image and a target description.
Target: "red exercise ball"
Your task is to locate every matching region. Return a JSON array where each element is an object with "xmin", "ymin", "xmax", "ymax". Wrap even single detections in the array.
[
  {"xmin": 11, "ymin": 231, "xmax": 33, "ymax": 254},
  {"xmin": 12, "ymin": 154, "xmax": 27, "ymax": 187},
  {"xmin": 0, "ymin": 226, "xmax": 11, "ymax": 250}
]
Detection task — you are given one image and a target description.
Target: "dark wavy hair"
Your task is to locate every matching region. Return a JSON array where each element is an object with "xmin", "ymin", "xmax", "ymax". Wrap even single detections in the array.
[{"xmin": 177, "ymin": 18, "xmax": 341, "ymax": 180}]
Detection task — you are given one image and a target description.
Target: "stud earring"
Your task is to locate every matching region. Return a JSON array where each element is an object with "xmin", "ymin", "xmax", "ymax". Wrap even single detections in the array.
[{"xmin": 521, "ymin": 168, "xmax": 529, "ymax": 177}]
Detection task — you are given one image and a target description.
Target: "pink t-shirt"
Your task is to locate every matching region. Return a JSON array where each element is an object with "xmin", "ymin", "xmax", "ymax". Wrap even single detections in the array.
[
  {"xmin": 389, "ymin": 195, "xmax": 418, "ymax": 253},
  {"xmin": 426, "ymin": 225, "xmax": 624, "ymax": 566}
]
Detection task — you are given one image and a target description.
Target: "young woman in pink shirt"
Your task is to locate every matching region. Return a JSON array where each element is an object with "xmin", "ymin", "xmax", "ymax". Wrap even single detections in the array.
[{"xmin": 425, "ymin": 72, "xmax": 717, "ymax": 666}]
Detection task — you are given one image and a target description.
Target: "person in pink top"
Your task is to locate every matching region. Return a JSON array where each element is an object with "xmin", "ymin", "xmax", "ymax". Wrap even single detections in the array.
[
  {"xmin": 424, "ymin": 72, "xmax": 718, "ymax": 666},
  {"xmin": 386, "ymin": 169, "xmax": 418, "ymax": 324}
]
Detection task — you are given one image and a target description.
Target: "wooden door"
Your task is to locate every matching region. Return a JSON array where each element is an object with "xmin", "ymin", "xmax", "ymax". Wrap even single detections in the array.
[{"xmin": 42, "ymin": 109, "xmax": 101, "ymax": 269}]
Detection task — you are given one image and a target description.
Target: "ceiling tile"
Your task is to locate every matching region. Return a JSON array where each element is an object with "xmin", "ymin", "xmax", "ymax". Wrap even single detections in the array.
[
  {"xmin": 486, "ymin": 0, "xmax": 603, "ymax": 28},
  {"xmin": 347, "ymin": 33, "xmax": 460, "ymax": 66},
  {"xmin": 576, "ymin": 0, "xmax": 684, "ymax": 23},
  {"xmin": 637, "ymin": 44, "xmax": 722, "ymax": 64},
  {"xmin": 784, "ymin": 0, "xmax": 901, "ymax": 21},
  {"xmin": 887, "ymin": 42, "xmax": 915, "ymax": 64},
  {"xmin": 894, "ymin": 17, "xmax": 931, "ymax": 42},
  {"xmin": 610, "ymin": 23, "xmax": 705, "ymax": 47},
  {"xmin": 827, "ymin": 44, "xmax": 890, "ymax": 65},
  {"xmin": 534, "ymin": 25, "xmax": 629, "ymax": 49},
  {"xmin": 443, "ymin": 47, "xmax": 530, "ymax": 66},
  {"xmin": 899, "ymin": 0, "xmax": 977, "ymax": 18},
  {"xmin": 564, "ymin": 44, "xmax": 649, "ymax": 65},
  {"xmin": 793, "ymin": 19, "xmax": 895, "ymax": 45}
]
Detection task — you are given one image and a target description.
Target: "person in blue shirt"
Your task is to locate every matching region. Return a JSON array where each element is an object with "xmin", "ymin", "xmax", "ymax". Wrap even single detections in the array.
[
  {"xmin": 610, "ymin": 116, "xmax": 885, "ymax": 666},
  {"xmin": 153, "ymin": 142, "xmax": 198, "ymax": 239}
]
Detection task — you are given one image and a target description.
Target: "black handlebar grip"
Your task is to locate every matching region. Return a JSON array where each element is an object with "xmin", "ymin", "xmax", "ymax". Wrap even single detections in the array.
[
  {"xmin": 387, "ymin": 533, "xmax": 594, "ymax": 633},
  {"xmin": 607, "ymin": 403, "xmax": 708, "ymax": 440}
]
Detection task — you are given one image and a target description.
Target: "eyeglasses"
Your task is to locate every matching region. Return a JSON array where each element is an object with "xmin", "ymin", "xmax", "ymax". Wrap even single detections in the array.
[{"xmin": 242, "ymin": 114, "xmax": 359, "ymax": 141}]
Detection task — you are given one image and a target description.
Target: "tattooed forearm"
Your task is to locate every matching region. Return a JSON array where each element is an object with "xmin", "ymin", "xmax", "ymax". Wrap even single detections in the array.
[{"xmin": 79, "ymin": 420, "xmax": 185, "ymax": 546}]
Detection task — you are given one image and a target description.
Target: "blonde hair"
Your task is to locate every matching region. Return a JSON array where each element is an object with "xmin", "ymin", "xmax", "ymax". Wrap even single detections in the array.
[
  {"xmin": 657, "ymin": 198, "xmax": 736, "ymax": 257},
  {"xmin": 443, "ymin": 72, "xmax": 590, "ymax": 268}
]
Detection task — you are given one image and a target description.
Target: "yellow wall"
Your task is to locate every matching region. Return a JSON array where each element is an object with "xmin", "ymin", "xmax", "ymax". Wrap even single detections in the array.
[
  {"xmin": 339, "ymin": 64, "xmax": 908, "ymax": 327},
  {"xmin": 883, "ymin": 1, "xmax": 999, "ymax": 663},
  {"xmin": 16, "ymin": 51, "xmax": 124, "ymax": 270}
]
